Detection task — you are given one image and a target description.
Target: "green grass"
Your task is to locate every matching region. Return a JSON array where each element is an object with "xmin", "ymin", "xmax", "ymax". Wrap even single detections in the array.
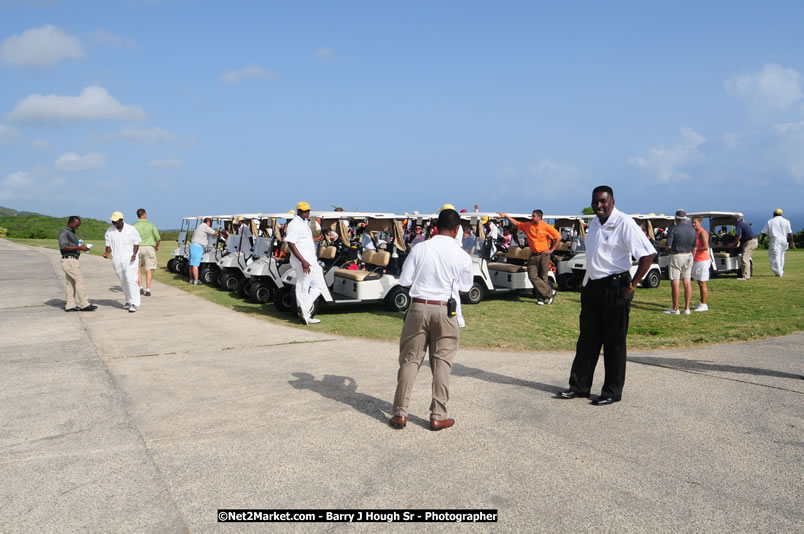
[{"xmin": 11, "ymin": 238, "xmax": 803, "ymax": 351}]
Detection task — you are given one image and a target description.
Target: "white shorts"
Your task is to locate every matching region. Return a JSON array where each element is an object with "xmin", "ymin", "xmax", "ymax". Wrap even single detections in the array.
[
  {"xmin": 691, "ymin": 260, "xmax": 711, "ymax": 282},
  {"xmin": 668, "ymin": 253, "xmax": 693, "ymax": 280}
]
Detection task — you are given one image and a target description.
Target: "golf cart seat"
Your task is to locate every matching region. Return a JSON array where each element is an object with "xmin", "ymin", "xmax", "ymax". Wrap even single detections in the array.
[
  {"xmin": 556, "ymin": 241, "xmax": 571, "ymax": 253},
  {"xmin": 334, "ymin": 249, "xmax": 390, "ymax": 281},
  {"xmin": 713, "ymin": 251, "xmax": 733, "ymax": 259},
  {"xmin": 319, "ymin": 245, "xmax": 337, "ymax": 260},
  {"xmin": 488, "ymin": 246, "xmax": 532, "ymax": 273}
]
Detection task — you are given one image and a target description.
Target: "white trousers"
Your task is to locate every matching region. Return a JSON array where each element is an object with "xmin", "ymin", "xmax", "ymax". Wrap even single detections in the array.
[
  {"xmin": 292, "ymin": 259, "xmax": 326, "ymax": 316},
  {"xmin": 113, "ymin": 260, "xmax": 141, "ymax": 307},
  {"xmin": 768, "ymin": 240, "xmax": 788, "ymax": 276}
]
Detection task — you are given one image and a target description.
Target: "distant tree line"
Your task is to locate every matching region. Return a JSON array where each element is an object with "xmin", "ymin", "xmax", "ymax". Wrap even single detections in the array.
[{"xmin": 0, "ymin": 215, "xmax": 110, "ymax": 240}]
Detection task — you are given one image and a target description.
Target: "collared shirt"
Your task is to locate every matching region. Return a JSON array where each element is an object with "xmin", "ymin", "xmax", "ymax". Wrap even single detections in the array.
[
  {"xmin": 517, "ymin": 220, "xmax": 560, "ymax": 252},
  {"xmin": 58, "ymin": 226, "xmax": 79, "ymax": 257},
  {"xmin": 667, "ymin": 221, "xmax": 696, "ymax": 253},
  {"xmin": 735, "ymin": 220, "xmax": 756, "ymax": 241},
  {"xmin": 762, "ymin": 216, "xmax": 792, "ymax": 243},
  {"xmin": 285, "ymin": 215, "xmax": 316, "ymax": 263},
  {"xmin": 133, "ymin": 219, "xmax": 161, "ymax": 247},
  {"xmin": 584, "ymin": 207, "xmax": 656, "ymax": 283},
  {"xmin": 191, "ymin": 223, "xmax": 215, "ymax": 246},
  {"xmin": 400, "ymin": 234, "xmax": 472, "ymax": 300},
  {"xmin": 104, "ymin": 223, "xmax": 141, "ymax": 263}
]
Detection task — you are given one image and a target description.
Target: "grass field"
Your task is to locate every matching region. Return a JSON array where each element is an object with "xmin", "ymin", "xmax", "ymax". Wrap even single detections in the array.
[{"xmin": 12, "ymin": 238, "xmax": 803, "ymax": 351}]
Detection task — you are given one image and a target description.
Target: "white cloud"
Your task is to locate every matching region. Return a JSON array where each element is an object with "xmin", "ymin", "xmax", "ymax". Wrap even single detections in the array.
[
  {"xmin": 87, "ymin": 28, "xmax": 138, "ymax": 50},
  {"xmin": 54, "ymin": 152, "xmax": 106, "ymax": 171},
  {"xmin": 628, "ymin": 128, "xmax": 706, "ymax": 182},
  {"xmin": 31, "ymin": 139, "xmax": 51, "ymax": 150},
  {"xmin": 5, "ymin": 86, "xmax": 145, "ymax": 123},
  {"xmin": 0, "ymin": 169, "xmax": 65, "ymax": 202},
  {"xmin": 221, "ymin": 65, "xmax": 275, "ymax": 84},
  {"xmin": 0, "ymin": 123, "xmax": 19, "ymax": 143},
  {"xmin": 315, "ymin": 47, "xmax": 335, "ymax": 60},
  {"xmin": 0, "ymin": 24, "xmax": 83, "ymax": 67},
  {"xmin": 115, "ymin": 126, "xmax": 176, "ymax": 143},
  {"xmin": 491, "ymin": 160, "xmax": 582, "ymax": 202},
  {"xmin": 724, "ymin": 63, "xmax": 803, "ymax": 111},
  {"xmin": 149, "ymin": 158, "xmax": 182, "ymax": 168},
  {"xmin": 0, "ymin": 171, "xmax": 33, "ymax": 201},
  {"xmin": 774, "ymin": 120, "xmax": 804, "ymax": 135}
]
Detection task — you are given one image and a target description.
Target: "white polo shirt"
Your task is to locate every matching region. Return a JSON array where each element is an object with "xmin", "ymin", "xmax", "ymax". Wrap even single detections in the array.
[
  {"xmin": 400, "ymin": 234, "xmax": 473, "ymax": 301},
  {"xmin": 285, "ymin": 215, "xmax": 316, "ymax": 264},
  {"xmin": 762, "ymin": 216, "xmax": 792, "ymax": 244},
  {"xmin": 104, "ymin": 223, "xmax": 142, "ymax": 264},
  {"xmin": 584, "ymin": 207, "xmax": 655, "ymax": 284}
]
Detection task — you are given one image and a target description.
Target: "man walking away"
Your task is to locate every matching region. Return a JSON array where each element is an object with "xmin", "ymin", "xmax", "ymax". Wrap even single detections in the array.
[
  {"xmin": 133, "ymin": 208, "xmax": 160, "ymax": 296},
  {"xmin": 691, "ymin": 216, "xmax": 711, "ymax": 311},
  {"xmin": 389, "ymin": 208, "xmax": 472, "ymax": 431},
  {"xmin": 732, "ymin": 217, "xmax": 757, "ymax": 280},
  {"xmin": 558, "ymin": 186, "xmax": 655, "ymax": 406},
  {"xmin": 762, "ymin": 209, "xmax": 795, "ymax": 277},
  {"xmin": 498, "ymin": 210, "xmax": 560, "ymax": 305},
  {"xmin": 664, "ymin": 210, "xmax": 696, "ymax": 315},
  {"xmin": 103, "ymin": 212, "xmax": 141, "ymax": 313},
  {"xmin": 57, "ymin": 216, "xmax": 97, "ymax": 312}
]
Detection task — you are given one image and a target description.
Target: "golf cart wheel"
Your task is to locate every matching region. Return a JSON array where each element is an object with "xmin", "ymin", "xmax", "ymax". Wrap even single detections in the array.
[
  {"xmin": 215, "ymin": 271, "xmax": 225, "ymax": 287},
  {"xmin": 273, "ymin": 286, "xmax": 296, "ymax": 312},
  {"xmin": 462, "ymin": 281, "xmax": 486, "ymax": 305},
  {"xmin": 643, "ymin": 270, "xmax": 661, "ymax": 289},
  {"xmin": 252, "ymin": 283, "xmax": 274, "ymax": 304},
  {"xmin": 557, "ymin": 273, "xmax": 577, "ymax": 292},
  {"xmin": 199, "ymin": 266, "xmax": 217, "ymax": 285},
  {"xmin": 178, "ymin": 260, "xmax": 189, "ymax": 275},
  {"xmin": 167, "ymin": 258, "xmax": 177, "ymax": 273},
  {"xmin": 385, "ymin": 286, "xmax": 411, "ymax": 312},
  {"xmin": 236, "ymin": 277, "xmax": 250, "ymax": 297},
  {"xmin": 221, "ymin": 273, "xmax": 240, "ymax": 292}
]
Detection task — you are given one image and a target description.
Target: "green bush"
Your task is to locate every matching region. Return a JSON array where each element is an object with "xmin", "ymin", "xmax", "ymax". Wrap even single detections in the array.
[{"xmin": 0, "ymin": 227, "xmax": 7, "ymax": 238}]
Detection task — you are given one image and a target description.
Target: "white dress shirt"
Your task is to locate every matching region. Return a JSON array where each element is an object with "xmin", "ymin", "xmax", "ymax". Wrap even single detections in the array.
[
  {"xmin": 400, "ymin": 235, "xmax": 473, "ymax": 300},
  {"xmin": 584, "ymin": 207, "xmax": 655, "ymax": 283},
  {"xmin": 104, "ymin": 223, "xmax": 142, "ymax": 265},
  {"xmin": 285, "ymin": 215, "xmax": 316, "ymax": 263},
  {"xmin": 762, "ymin": 216, "xmax": 792, "ymax": 244}
]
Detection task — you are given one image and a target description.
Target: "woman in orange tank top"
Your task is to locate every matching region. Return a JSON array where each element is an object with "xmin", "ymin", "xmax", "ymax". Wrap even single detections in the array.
[{"xmin": 691, "ymin": 216, "xmax": 710, "ymax": 311}]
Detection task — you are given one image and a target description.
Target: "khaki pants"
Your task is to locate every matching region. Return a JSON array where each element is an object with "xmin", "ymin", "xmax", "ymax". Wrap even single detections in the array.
[
  {"xmin": 61, "ymin": 257, "xmax": 89, "ymax": 310},
  {"xmin": 392, "ymin": 301, "xmax": 460, "ymax": 420},
  {"xmin": 741, "ymin": 238, "xmax": 758, "ymax": 279},
  {"xmin": 527, "ymin": 253, "xmax": 552, "ymax": 299}
]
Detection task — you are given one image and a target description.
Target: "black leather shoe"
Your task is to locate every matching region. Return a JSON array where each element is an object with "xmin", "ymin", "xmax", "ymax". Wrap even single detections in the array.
[
  {"xmin": 389, "ymin": 415, "xmax": 407, "ymax": 429},
  {"xmin": 79, "ymin": 304, "xmax": 98, "ymax": 312},
  {"xmin": 557, "ymin": 390, "xmax": 589, "ymax": 399},
  {"xmin": 66, "ymin": 306, "xmax": 79, "ymax": 312},
  {"xmin": 591, "ymin": 396, "xmax": 620, "ymax": 406}
]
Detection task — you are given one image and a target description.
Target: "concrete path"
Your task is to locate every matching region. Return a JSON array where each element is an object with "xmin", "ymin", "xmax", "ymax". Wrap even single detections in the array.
[{"xmin": 1, "ymin": 239, "xmax": 802, "ymax": 533}]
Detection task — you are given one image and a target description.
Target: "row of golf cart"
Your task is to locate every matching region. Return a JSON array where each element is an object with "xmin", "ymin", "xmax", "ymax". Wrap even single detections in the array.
[{"xmin": 165, "ymin": 210, "xmax": 748, "ymax": 317}]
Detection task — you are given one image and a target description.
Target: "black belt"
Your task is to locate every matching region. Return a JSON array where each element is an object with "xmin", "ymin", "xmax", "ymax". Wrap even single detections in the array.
[
  {"xmin": 588, "ymin": 271, "xmax": 630, "ymax": 284},
  {"xmin": 62, "ymin": 255, "xmax": 79, "ymax": 259},
  {"xmin": 412, "ymin": 298, "xmax": 448, "ymax": 306}
]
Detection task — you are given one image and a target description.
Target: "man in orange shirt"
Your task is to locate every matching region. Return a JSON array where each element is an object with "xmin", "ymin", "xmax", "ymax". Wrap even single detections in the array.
[{"xmin": 498, "ymin": 210, "xmax": 560, "ymax": 304}]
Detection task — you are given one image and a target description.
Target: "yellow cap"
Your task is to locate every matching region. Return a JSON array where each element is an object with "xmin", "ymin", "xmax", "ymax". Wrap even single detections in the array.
[
  {"xmin": 481, "ymin": 216, "xmax": 490, "ymax": 225},
  {"xmin": 774, "ymin": 208, "xmax": 783, "ymax": 215},
  {"xmin": 110, "ymin": 211, "xmax": 124, "ymax": 222},
  {"xmin": 439, "ymin": 203, "xmax": 456, "ymax": 212},
  {"xmin": 297, "ymin": 201, "xmax": 311, "ymax": 211}
]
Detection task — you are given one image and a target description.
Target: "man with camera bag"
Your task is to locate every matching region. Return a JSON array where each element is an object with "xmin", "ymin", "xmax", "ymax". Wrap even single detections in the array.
[{"xmin": 389, "ymin": 209, "xmax": 473, "ymax": 431}]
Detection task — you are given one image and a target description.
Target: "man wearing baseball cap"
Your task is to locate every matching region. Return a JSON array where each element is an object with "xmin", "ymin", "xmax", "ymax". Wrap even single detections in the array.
[
  {"xmin": 285, "ymin": 201, "xmax": 327, "ymax": 324},
  {"xmin": 761, "ymin": 209, "xmax": 795, "ymax": 277},
  {"xmin": 103, "ymin": 211, "xmax": 142, "ymax": 313}
]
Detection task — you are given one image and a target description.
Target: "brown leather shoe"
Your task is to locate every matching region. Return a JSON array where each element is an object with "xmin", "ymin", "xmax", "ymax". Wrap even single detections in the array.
[
  {"xmin": 429, "ymin": 418, "xmax": 455, "ymax": 431},
  {"xmin": 389, "ymin": 415, "xmax": 407, "ymax": 429}
]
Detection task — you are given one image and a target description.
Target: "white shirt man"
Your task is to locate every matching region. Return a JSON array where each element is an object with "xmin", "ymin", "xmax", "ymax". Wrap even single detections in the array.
[
  {"xmin": 762, "ymin": 210, "xmax": 795, "ymax": 277},
  {"xmin": 104, "ymin": 212, "xmax": 142, "ymax": 311},
  {"xmin": 583, "ymin": 207, "xmax": 656, "ymax": 285},
  {"xmin": 286, "ymin": 202, "xmax": 327, "ymax": 324}
]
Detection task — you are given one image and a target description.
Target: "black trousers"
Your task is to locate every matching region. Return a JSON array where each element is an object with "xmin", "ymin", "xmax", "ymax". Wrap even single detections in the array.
[{"xmin": 568, "ymin": 272, "xmax": 633, "ymax": 399}]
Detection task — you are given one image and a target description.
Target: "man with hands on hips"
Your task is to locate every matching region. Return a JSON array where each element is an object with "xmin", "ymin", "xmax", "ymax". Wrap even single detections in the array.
[{"xmin": 104, "ymin": 211, "xmax": 142, "ymax": 313}]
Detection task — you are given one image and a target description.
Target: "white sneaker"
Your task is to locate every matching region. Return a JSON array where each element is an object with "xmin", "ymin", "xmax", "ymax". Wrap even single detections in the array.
[
  {"xmin": 536, "ymin": 300, "xmax": 545, "ymax": 306},
  {"xmin": 694, "ymin": 303, "xmax": 709, "ymax": 312},
  {"xmin": 144, "ymin": 289, "xmax": 151, "ymax": 297},
  {"xmin": 683, "ymin": 309, "xmax": 691, "ymax": 315},
  {"xmin": 128, "ymin": 305, "xmax": 137, "ymax": 313},
  {"xmin": 663, "ymin": 308, "xmax": 680, "ymax": 315},
  {"xmin": 123, "ymin": 303, "xmax": 131, "ymax": 309},
  {"xmin": 301, "ymin": 314, "xmax": 320, "ymax": 325}
]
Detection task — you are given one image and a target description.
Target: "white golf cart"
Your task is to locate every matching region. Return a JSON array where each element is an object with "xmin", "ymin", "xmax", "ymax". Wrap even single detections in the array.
[
  {"xmin": 195, "ymin": 215, "xmax": 233, "ymax": 284},
  {"xmin": 687, "ymin": 211, "xmax": 751, "ymax": 277},
  {"xmin": 460, "ymin": 212, "xmax": 558, "ymax": 304},
  {"xmin": 273, "ymin": 212, "xmax": 412, "ymax": 314},
  {"xmin": 216, "ymin": 215, "xmax": 260, "ymax": 295},
  {"xmin": 631, "ymin": 213, "xmax": 675, "ymax": 277},
  {"xmin": 242, "ymin": 213, "xmax": 295, "ymax": 304},
  {"xmin": 167, "ymin": 216, "xmax": 199, "ymax": 275},
  {"xmin": 550, "ymin": 215, "xmax": 592, "ymax": 291}
]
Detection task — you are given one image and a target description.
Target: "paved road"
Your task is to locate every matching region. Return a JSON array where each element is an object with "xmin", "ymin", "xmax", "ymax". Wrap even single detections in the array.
[{"xmin": 1, "ymin": 239, "xmax": 802, "ymax": 533}]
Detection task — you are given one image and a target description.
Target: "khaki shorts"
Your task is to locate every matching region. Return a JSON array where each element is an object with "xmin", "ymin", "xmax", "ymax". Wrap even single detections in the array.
[
  {"xmin": 138, "ymin": 246, "xmax": 157, "ymax": 270},
  {"xmin": 668, "ymin": 253, "xmax": 693, "ymax": 280}
]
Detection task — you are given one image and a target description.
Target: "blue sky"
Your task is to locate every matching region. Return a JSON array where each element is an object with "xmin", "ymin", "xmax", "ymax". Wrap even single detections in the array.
[{"xmin": 1, "ymin": 0, "xmax": 803, "ymax": 230}]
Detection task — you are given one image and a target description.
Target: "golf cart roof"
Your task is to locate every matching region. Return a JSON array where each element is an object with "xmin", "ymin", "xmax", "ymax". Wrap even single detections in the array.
[
  {"xmin": 311, "ymin": 210, "xmax": 392, "ymax": 220},
  {"xmin": 686, "ymin": 211, "xmax": 744, "ymax": 219}
]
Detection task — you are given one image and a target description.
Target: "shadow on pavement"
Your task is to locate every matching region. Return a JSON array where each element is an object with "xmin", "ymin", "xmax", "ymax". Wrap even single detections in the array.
[
  {"xmin": 630, "ymin": 356, "xmax": 804, "ymax": 380},
  {"xmin": 452, "ymin": 363, "xmax": 565, "ymax": 395},
  {"xmin": 288, "ymin": 372, "xmax": 430, "ymax": 428}
]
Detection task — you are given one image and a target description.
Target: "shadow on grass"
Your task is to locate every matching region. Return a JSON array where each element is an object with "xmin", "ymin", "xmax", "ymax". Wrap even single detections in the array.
[
  {"xmin": 288, "ymin": 372, "xmax": 430, "ymax": 428},
  {"xmin": 452, "ymin": 362, "xmax": 565, "ymax": 395},
  {"xmin": 631, "ymin": 301, "xmax": 670, "ymax": 311},
  {"xmin": 629, "ymin": 357, "xmax": 804, "ymax": 380}
]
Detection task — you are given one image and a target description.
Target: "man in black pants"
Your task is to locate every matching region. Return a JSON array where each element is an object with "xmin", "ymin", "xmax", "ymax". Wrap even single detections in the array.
[{"xmin": 558, "ymin": 186, "xmax": 656, "ymax": 405}]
